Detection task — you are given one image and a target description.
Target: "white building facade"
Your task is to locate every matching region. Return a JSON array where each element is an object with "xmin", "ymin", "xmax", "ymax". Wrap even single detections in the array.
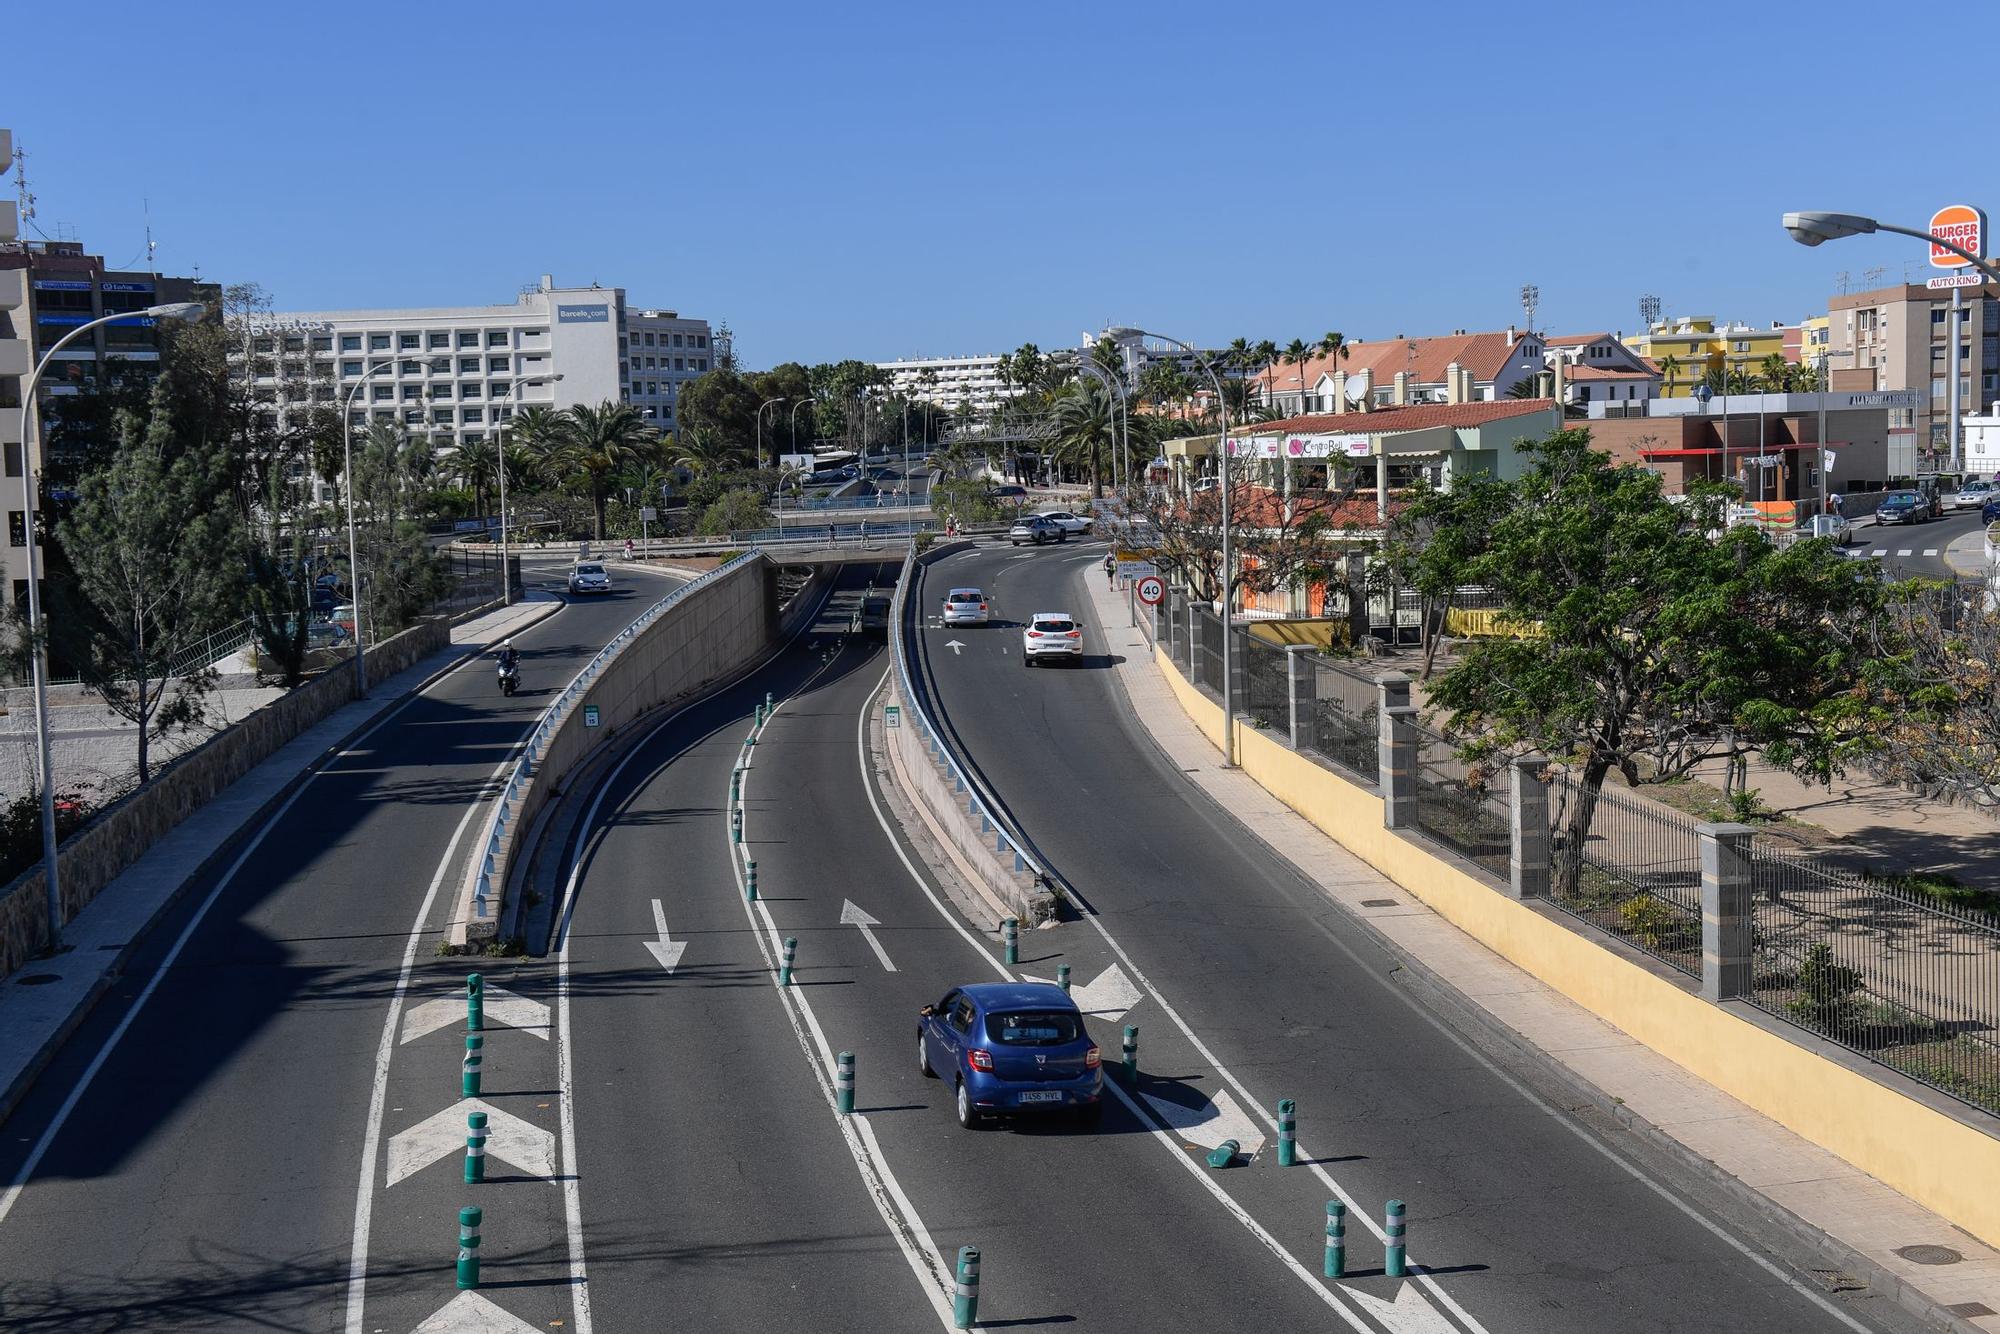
[
  {"xmin": 876, "ymin": 354, "xmax": 1011, "ymax": 414},
  {"xmin": 242, "ymin": 276, "xmax": 713, "ymax": 446}
]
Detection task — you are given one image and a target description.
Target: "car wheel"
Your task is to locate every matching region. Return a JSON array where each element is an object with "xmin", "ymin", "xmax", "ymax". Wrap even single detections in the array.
[
  {"xmin": 918, "ymin": 1033, "xmax": 935, "ymax": 1078},
  {"xmin": 955, "ymin": 1080, "xmax": 980, "ymax": 1129},
  {"xmin": 1058, "ymin": 530, "xmax": 1068, "ymax": 543}
]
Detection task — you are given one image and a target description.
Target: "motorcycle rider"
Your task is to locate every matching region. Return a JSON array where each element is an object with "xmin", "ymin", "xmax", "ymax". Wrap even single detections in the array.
[{"xmin": 496, "ymin": 639, "xmax": 520, "ymax": 677}]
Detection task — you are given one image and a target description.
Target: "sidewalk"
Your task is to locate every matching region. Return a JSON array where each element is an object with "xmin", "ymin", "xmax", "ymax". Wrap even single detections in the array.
[
  {"xmin": 1084, "ymin": 571, "xmax": 2000, "ymax": 1334},
  {"xmin": 0, "ymin": 594, "xmax": 563, "ymax": 1128}
]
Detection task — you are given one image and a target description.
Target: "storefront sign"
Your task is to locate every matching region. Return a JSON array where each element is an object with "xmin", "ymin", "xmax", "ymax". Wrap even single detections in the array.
[
  {"xmin": 557, "ymin": 303, "xmax": 610, "ymax": 323},
  {"xmin": 1929, "ymin": 204, "xmax": 1987, "ymax": 269}
]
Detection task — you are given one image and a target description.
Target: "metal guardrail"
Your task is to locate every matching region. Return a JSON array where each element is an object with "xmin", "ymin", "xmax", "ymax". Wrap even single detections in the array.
[
  {"xmin": 888, "ymin": 543, "xmax": 1050, "ymax": 883},
  {"xmin": 464, "ymin": 553, "xmax": 761, "ymax": 934}
]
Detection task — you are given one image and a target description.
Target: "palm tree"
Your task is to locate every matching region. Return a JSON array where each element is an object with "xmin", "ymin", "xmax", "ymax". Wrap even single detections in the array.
[
  {"xmin": 1316, "ymin": 332, "xmax": 1350, "ymax": 404},
  {"xmin": 1253, "ymin": 339, "xmax": 1280, "ymax": 409},
  {"xmin": 1282, "ymin": 338, "xmax": 1315, "ymax": 415},
  {"xmin": 510, "ymin": 404, "xmax": 571, "ymax": 488},
  {"xmin": 1050, "ymin": 381, "xmax": 1117, "ymax": 498},
  {"xmin": 450, "ymin": 437, "xmax": 498, "ymax": 517},
  {"xmin": 1658, "ymin": 354, "xmax": 1681, "ymax": 397},
  {"xmin": 674, "ymin": 426, "xmax": 741, "ymax": 479},
  {"xmin": 564, "ymin": 400, "xmax": 658, "ymax": 538},
  {"xmin": 1225, "ymin": 337, "xmax": 1252, "ymax": 382}
]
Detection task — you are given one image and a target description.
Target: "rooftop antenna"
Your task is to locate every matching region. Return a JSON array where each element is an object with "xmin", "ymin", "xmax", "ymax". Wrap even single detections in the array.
[
  {"xmin": 1834, "ymin": 269, "xmax": 1850, "ymax": 296},
  {"xmin": 1638, "ymin": 293, "xmax": 1662, "ymax": 330},
  {"xmin": 1520, "ymin": 283, "xmax": 1540, "ymax": 333},
  {"xmin": 10, "ymin": 140, "xmax": 43, "ymax": 242},
  {"xmin": 1861, "ymin": 265, "xmax": 1888, "ymax": 289}
]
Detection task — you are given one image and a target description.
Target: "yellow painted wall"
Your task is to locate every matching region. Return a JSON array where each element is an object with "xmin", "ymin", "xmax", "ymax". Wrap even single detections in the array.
[{"xmin": 1154, "ymin": 645, "xmax": 2000, "ymax": 1247}]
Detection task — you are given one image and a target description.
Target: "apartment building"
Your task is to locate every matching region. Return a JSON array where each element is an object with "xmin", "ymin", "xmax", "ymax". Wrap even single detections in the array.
[
  {"xmin": 0, "ymin": 234, "xmax": 217, "ymax": 608},
  {"xmin": 875, "ymin": 353, "xmax": 1012, "ymax": 414},
  {"xmin": 242, "ymin": 277, "xmax": 713, "ymax": 446},
  {"xmin": 1256, "ymin": 327, "xmax": 1546, "ymax": 414},
  {"xmin": 1826, "ymin": 280, "xmax": 1999, "ymax": 455},
  {"xmin": 1623, "ymin": 316, "xmax": 1791, "ymax": 397}
]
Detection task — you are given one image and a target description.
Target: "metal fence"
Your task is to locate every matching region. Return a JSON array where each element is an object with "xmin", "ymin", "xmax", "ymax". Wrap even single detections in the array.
[
  {"xmin": 1193, "ymin": 606, "xmax": 1225, "ymax": 696},
  {"xmin": 1235, "ymin": 629, "xmax": 1289, "ymax": 726},
  {"xmin": 1307, "ymin": 655, "xmax": 1377, "ymax": 786},
  {"xmin": 1412, "ymin": 725, "xmax": 1512, "ymax": 881},
  {"xmin": 1750, "ymin": 843, "xmax": 2000, "ymax": 1116},
  {"xmin": 1546, "ymin": 774, "xmax": 1704, "ymax": 978}
]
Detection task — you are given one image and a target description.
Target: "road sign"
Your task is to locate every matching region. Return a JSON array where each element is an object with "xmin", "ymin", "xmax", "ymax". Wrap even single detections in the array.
[
  {"xmin": 639, "ymin": 506, "xmax": 658, "ymax": 521},
  {"xmin": 1929, "ymin": 204, "xmax": 1987, "ymax": 269},
  {"xmin": 884, "ymin": 703, "xmax": 901, "ymax": 728},
  {"xmin": 583, "ymin": 704, "xmax": 600, "ymax": 728},
  {"xmin": 1135, "ymin": 575, "xmax": 1165, "ymax": 606},
  {"xmin": 1927, "ymin": 272, "xmax": 1981, "ymax": 290}
]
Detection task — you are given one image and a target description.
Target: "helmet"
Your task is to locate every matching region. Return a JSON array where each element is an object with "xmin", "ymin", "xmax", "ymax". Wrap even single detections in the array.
[{"xmin": 502, "ymin": 639, "xmax": 513, "ymax": 649}]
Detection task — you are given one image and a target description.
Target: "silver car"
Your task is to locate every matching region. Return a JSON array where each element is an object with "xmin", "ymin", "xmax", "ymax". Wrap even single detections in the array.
[
  {"xmin": 1009, "ymin": 515, "xmax": 1064, "ymax": 546},
  {"xmin": 568, "ymin": 562, "xmax": 613, "ymax": 594},
  {"xmin": 1022, "ymin": 612, "xmax": 1083, "ymax": 666},
  {"xmin": 942, "ymin": 587, "xmax": 990, "ymax": 626}
]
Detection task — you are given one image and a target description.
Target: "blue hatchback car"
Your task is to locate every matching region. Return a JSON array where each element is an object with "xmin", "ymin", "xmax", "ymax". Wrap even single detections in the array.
[
  {"xmin": 918, "ymin": 982, "xmax": 1103, "ymax": 1128},
  {"xmin": 1983, "ymin": 497, "xmax": 2000, "ymax": 524}
]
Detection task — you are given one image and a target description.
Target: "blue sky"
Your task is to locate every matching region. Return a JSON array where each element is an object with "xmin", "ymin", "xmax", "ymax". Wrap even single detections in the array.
[{"xmin": 10, "ymin": 1, "xmax": 1966, "ymax": 367}]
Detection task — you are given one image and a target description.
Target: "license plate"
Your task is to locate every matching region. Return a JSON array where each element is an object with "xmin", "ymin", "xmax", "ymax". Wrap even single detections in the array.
[{"xmin": 1017, "ymin": 1091, "xmax": 1062, "ymax": 1104}]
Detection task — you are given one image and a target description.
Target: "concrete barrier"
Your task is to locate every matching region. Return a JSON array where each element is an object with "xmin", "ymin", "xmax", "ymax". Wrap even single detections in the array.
[
  {"xmin": 0, "ymin": 619, "xmax": 450, "ymax": 979},
  {"xmin": 450, "ymin": 555, "xmax": 777, "ymax": 945},
  {"xmin": 1152, "ymin": 641, "xmax": 2000, "ymax": 1249}
]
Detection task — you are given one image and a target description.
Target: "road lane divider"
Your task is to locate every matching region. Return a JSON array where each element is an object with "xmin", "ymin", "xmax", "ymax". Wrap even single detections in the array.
[
  {"xmin": 456, "ymin": 1206, "xmax": 481, "ymax": 1289},
  {"xmin": 1325, "ymin": 1201, "xmax": 1346, "ymax": 1278},
  {"xmin": 462, "ymin": 1034, "xmax": 483, "ymax": 1097},
  {"xmin": 465, "ymin": 1112, "xmax": 488, "ymax": 1184},
  {"xmin": 1121, "ymin": 1025, "xmax": 1138, "ymax": 1086},
  {"xmin": 1002, "ymin": 916, "xmax": 1018, "ymax": 964},
  {"xmin": 744, "ymin": 858, "xmax": 758, "ymax": 902},
  {"xmin": 466, "ymin": 973, "xmax": 483, "ymax": 1032},
  {"xmin": 780, "ymin": 935, "xmax": 797, "ymax": 987},
  {"xmin": 836, "ymin": 1051, "xmax": 857, "ymax": 1114},
  {"xmin": 1277, "ymin": 1099, "xmax": 1297, "ymax": 1168},
  {"xmin": 1385, "ymin": 1201, "xmax": 1407, "ymax": 1278},
  {"xmin": 952, "ymin": 1246, "xmax": 981, "ymax": 1330}
]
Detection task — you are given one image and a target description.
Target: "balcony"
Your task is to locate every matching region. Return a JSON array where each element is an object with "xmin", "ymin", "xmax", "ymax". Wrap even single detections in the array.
[
  {"xmin": 0, "ymin": 338, "xmax": 29, "ymax": 379},
  {"xmin": 0, "ymin": 269, "xmax": 23, "ymax": 313}
]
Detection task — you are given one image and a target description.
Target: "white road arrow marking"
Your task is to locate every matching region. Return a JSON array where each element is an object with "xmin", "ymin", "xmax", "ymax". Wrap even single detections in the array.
[
  {"xmin": 386, "ymin": 1097, "xmax": 556, "ymax": 1187},
  {"xmin": 1138, "ymin": 1085, "xmax": 1267, "ymax": 1157},
  {"xmin": 840, "ymin": 899, "xmax": 898, "ymax": 972},
  {"xmin": 944, "ymin": 639, "xmax": 967, "ymax": 656},
  {"xmin": 643, "ymin": 898, "xmax": 687, "ymax": 973},
  {"xmin": 409, "ymin": 1291, "xmax": 542, "ymax": 1333},
  {"xmin": 401, "ymin": 986, "xmax": 549, "ymax": 1044},
  {"xmin": 1346, "ymin": 1281, "xmax": 1461, "ymax": 1333},
  {"xmin": 1021, "ymin": 965, "xmax": 1142, "ymax": 1023}
]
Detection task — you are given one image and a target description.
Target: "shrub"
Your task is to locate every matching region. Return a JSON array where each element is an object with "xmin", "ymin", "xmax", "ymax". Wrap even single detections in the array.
[
  {"xmin": 1788, "ymin": 942, "xmax": 1864, "ymax": 1031},
  {"xmin": 1617, "ymin": 893, "xmax": 1692, "ymax": 952}
]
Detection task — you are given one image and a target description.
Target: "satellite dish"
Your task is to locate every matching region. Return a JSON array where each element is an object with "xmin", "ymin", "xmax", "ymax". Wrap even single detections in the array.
[{"xmin": 1344, "ymin": 377, "xmax": 1369, "ymax": 404}]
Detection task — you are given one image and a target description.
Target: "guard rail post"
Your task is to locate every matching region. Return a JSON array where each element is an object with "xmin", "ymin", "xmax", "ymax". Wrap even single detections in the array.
[
  {"xmin": 1377, "ymin": 673, "xmax": 1416, "ymax": 831},
  {"xmin": 1225, "ymin": 623, "xmax": 1246, "ymax": 717},
  {"xmin": 1698, "ymin": 822, "xmax": 1756, "ymax": 1002},
  {"xmin": 1285, "ymin": 646, "xmax": 1317, "ymax": 753},
  {"xmin": 1507, "ymin": 754, "xmax": 1551, "ymax": 901}
]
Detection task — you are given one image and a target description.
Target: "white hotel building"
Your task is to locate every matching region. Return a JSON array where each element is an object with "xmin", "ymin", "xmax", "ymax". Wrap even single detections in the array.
[
  {"xmin": 241, "ymin": 276, "xmax": 714, "ymax": 445},
  {"xmin": 875, "ymin": 354, "xmax": 1013, "ymax": 414}
]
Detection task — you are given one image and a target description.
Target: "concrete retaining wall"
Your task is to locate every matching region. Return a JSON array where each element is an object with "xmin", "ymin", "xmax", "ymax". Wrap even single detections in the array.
[
  {"xmin": 0, "ymin": 618, "xmax": 451, "ymax": 979},
  {"xmin": 452, "ymin": 556, "xmax": 775, "ymax": 944},
  {"xmin": 1153, "ymin": 641, "xmax": 2000, "ymax": 1248}
]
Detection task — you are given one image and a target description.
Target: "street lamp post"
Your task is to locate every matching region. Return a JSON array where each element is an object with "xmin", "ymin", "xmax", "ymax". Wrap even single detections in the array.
[
  {"xmin": 756, "ymin": 396, "xmax": 784, "ymax": 471},
  {"xmin": 336, "ymin": 360, "xmax": 407, "ymax": 695},
  {"xmin": 18, "ymin": 300, "xmax": 206, "ymax": 946},
  {"xmin": 491, "ymin": 373, "xmax": 561, "ymax": 606},
  {"xmin": 1783, "ymin": 211, "xmax": 2000, "ymax": 474},
  {"xmin": 1073, "ymin": 361, "xmax": 1130, "ymax": 491},
  {"xmin": 1137, "ymin": 331, "xmax": 1235, "ymax": 766}
]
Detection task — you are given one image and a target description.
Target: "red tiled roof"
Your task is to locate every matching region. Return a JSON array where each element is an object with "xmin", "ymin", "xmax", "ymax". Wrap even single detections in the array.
[
  {"xmin": 1244, "ymin": 398, "xmax": 1561, "ymax": 437},
  {"xmin": 1545, "ymin": 332, "xmax": 1612, "ymax": 347},
  {"xmin": 1564, "ymin": 364, "xmax": 1658, "ymax": 381},
  {"xmin": 1258, "ymin": 330, "xmax": 1530, "ymax": 393}
]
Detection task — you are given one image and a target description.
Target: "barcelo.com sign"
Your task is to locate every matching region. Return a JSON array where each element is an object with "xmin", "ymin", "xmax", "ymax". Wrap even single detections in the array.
[{"xmin": 558, "ymin": 304, "xmax": 610, "ymax": 324}]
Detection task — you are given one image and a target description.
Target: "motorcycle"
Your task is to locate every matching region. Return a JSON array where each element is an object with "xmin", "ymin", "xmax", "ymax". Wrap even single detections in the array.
[{"xmin": 497, "ymin": 660, "xmax": 520, "ymax": 697}]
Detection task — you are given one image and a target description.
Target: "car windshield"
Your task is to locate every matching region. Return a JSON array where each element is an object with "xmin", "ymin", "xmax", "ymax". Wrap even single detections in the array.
[
  {"xmin": 1034, "ymin": 619, "xmax": 1075, "ymax": 632},
  {"xmin": 984, "ymin": 1010, "xmax": 1081, "ymax": 1045},
  {"xmin": 576, "ymin": 564, "xmax": 604, "ymax": 575},
  {"xmin": 948, "ymin": 591, "xmax": 983, "ymax": 602}
]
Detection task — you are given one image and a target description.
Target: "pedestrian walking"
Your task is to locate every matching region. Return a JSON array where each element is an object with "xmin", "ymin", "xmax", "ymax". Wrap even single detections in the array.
[
  {"xmin": 1103, "ymin": 552, "xmax": 1117, "ymax": 588},
  {"xmin": 623, "ymin": 538, "xmax": 634, "ymax": 560}
]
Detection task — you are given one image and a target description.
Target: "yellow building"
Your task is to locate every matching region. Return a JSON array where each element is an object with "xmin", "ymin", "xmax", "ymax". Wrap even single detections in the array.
[
  {"xmin": 1799, "ymin": 314, "xmax": 1831, "ymax": 370},
  {"xmin": 1624, "ymin": 316, "xmax": 1791, "ymax": 397}
]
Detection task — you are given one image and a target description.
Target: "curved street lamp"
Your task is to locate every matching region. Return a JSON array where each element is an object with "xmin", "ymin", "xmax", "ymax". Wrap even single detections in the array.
[
  {"xmin": 1783, "ymin": 211, "xmax": 2000, "ymax": 473},
  {"xmin": 1072, "ymin": 360, "xmax": 1130, "ymax": 490},
  {"xmin": 337, "ymin": 360, "xmax": 405, "ymax": 696},
  {"xmin": 1135, "ymin": 330, "xmax": 1236, "ymax": 766},
  {"xmin": 492, "ymin": 373, "xmax": 562, "ymax": 605},
  {"xmin": 18, "ymin": 300, "xmax": 206, "ymax": 945},
  {"xmin": 756, "ymin": 396, "xmax": 784, "ymax": 470}
]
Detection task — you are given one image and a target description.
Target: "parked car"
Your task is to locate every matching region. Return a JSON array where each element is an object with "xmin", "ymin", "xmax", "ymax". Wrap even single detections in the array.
[
  {"xmin": 917, "ymin": 982, "xmax": 1103, "ymax": 1127},
  {"xmin": 1982, "ymin": 497, "xmax": 2000, "ymax": 524},
  {"xmin": 1033, "ymin": 509, "xmax": 1093, "ymax": 535},
  {"xmin": 1873, "ymin": 491, "xmax": 1931, "ymax": 525},
  {"xmin": 1022, "ymin": 611, "xmax": 1083, "ymax": 666},
  {"xmin": 941, "ymin": 587, "xmax": 990, "ymax": 626},
  {"xmin": 1801, "ymin": 514, "xmax": 1854, "ymax": 546},
  {"xmin": 1952, "ymin": 479, "xmax": 1997, "ymax": 509},
  {"xmin": 1009, "ymin": 515, "xmax": 1064, "ymax": 546},
  {"xmin": 330, "ymin": 603, "xmax": 358, "ymax": 636},
  {"xmin": 988, "ymin": 485, "xmax": 1028, "ymax": 502},
  {"xmin": 568, "ymin": 562, "xmax": 613, "ymax": 594}
]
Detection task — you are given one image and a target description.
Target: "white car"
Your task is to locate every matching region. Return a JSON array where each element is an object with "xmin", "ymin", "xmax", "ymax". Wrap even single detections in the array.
[
  {"xmin": 568, "ymin": 562, "xmax": 612, "ymax": 595},
  {"xmin": 1022, "ymin": 611, "xmax": 1083, "ymax": 667},
  {"xmin": 1801, "ymin": 513, "xmax": 1853, "ymax": 546},
  {"xmin": 941, "ymin": 587, "xmax": 990, "ymax": 626},
  {"xmin": 1952, "ymin": 479, "xmax": 1997, "ymax": 509},
  {"xmin": 1034, "ymin": 509, "xmax": 1094, "ymax": 535}
]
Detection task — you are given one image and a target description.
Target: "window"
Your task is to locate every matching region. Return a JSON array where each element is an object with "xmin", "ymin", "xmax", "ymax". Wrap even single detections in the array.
[
  {"xmin": 400, "ymin": 360, "xmax": 422, "ymax": 375},
  {"xmin": 402, "ymin": 385, "xmax": 423, "ymax": 401},
  {"xmin": 696, "ymin": 335, "xmax": 706, "ymax": 348},
  {"xmin": 481, "ymin": 356, "xmax": 503, "ymax": 374},
  {"xmin": 369, "ymin": 334, "xmax": 390, "ymax": 350},
  {"xmin": 644, "ymin": 331, "xmax": 656, "ymax": 346},
  {"xmin": 460, "ymin": 357, "xmax": 480, "ymax": 374},
  {"xmin": 310, "ymin": 335, "xmax": 332, "ymax": 353},
  {"xmin": 433, "ymin": 407, "xmax": 454, "ymax": 424},
  {"xmin": 373, "ymin": 385, "xmax": 394, "ymax": 401},
  {"xmin": 647, "ymin": 381, "xmax": 658, "ymax": 394},
  {"xmin": 404, "ymin": 408, "xmax": 425, "ymax": 425},
  {"xmin": 430, "ymin": 359, "xmax": 451, "ymax": 375},
  {"xmin": 489, "ymin": 382, "xmax": 510, "ymax": 400},
  {"xmin": 673, "ymin": 333, "xmax": 684, "ymax": 347},
  {"xmin": 283, "ymin": 335, "xmax": 306, "ymax": 353},
  {"xmin": 251, "ymin": 336, "xmax": 275, "ymax": 354},
  {"xmin": 462, "ymin": 407, "xmax": 483, "ymax": 424},
  {"xmin": 487, "ymin": 331, "xmax": 508, "ymax": 347},
  {"xmin": 399, "ymin": 332, "xmax": 420, "ymax": 349},
  {"xmin": 675, "ymin": 357, "xmax": 685, "ymax": 370},
  {"xmin": 696, "ymin": 358, "xmax": 707, "ymax": 371},
  {"xmin": 460, "ymin": 382, "xmax": 481, "ymax": 398},
  {"xmin": 342, "ymin": 360, "xmax": 363, "ymax": 377},
  {"xmin": 336, "ymin": 333, "xmax": 358, "ymax": 351},
  {"xmin": 7, "ymin": 512, "xmax": 23, "ymax": 548},
  {"xmin": 3, "ymin": 442, "xmax": 20, "ymax": 477},
  {"xmin": 458, "ymin": 331, "xmax": 480, "ymax": 348}
]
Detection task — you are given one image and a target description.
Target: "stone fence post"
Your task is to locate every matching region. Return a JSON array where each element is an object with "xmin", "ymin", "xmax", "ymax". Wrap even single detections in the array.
[
  {"xmin": 1377, "ymin": 673, "xmax": 1415, "ymax": 829},
  {"xmin": 1698, "ymin": 823, "xmax": 1755, "ymax": 1002},
  {"xmin": 1286, "ymin": 646, "xmax": 1317, "ymax": 753},
  {"xmin": 1508, "ymin": 754, "xmax": 1550, "ymax": 900}
]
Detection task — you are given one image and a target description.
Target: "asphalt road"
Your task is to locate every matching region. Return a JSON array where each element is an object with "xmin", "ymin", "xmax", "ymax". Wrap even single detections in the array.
[
  {"xmin": 907, "ymin": 538, "xmax": 1931, "ymax": 1334},
  {"xmin": 1853, "ymin": 505, "xmax": 1991, "ymax": 580},
  {"xmin": 0, "ymin": 556, "xmax": 679, "ymax": 1333}
]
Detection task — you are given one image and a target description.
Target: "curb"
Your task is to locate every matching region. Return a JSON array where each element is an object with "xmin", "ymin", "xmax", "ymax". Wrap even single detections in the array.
[
  {"xmin": 0, "ymin": 596, "xmax": 566, "ymax": 1132},
  {"xmin": 1086, "ymin": 583, "xmax": 1987, "ymax": 1334}
]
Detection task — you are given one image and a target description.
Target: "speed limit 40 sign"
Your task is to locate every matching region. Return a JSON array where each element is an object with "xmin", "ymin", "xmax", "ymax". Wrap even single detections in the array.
[{"xmin": 1135, "ymin": 575, "xmax": 1165, "ymax": 606}]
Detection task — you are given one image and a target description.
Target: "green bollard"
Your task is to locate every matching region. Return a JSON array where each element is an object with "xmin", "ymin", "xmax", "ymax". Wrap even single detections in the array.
[
  {"xmin": 780, "ymin": 936, "xmax": 797, "ymax": 986},
  {"xmin": 835, "ymin": 1051, "xmax": 855, "ymax": 1114},
  {"xmin": 462, "ymin": 1034, "xmax": 483, "ymax": 1097},
  {"xmin": 466, "ymin": 972, "xmax": 483, "ymax": 1032},
  {"xmin": 764, "ymin": 691, "xmax": 774, "ymax": 716},
  {"xmin": 731, "ymin": 807, "xmax": 743, "ymax": 844},
  {"xmin": 1002, "ymin": 917, "xmax": 1018, "ymax": 966},
  {"xmin": 745, "ymin": 859, "xmax": 758, "ymax": 902},
  {"xmin": 952, "ymin": 1245, "xmax": 981, "ymax": 1329},
  {"xmin": 464, "ymin": 1112, "xmax": 488, "ymax": 1183},
  {"xmin": 1385, "ymin": 1199, "xmax": 1407, "ymax": 1278},
  {"xmin": 1205, "ymin": 1138, "xmax": 1240, "ymax": 1169},
  {"xmin": 1121, "ymin": 1024, "xmax": 1138, "ymax": 1086},
  {"xmin": 746, "ymin": 727, "xmax": 758, "ymax": 749},
  {"xmin": 1056, "ymin": 963, "xmax": 1070, "ymax": 994},
  {"xmin": 730, "ymin": 773, "xmax": 740, "ymax": 804},
  {"xmin": 1323, "ymin": 1201, "xmax": 1346, "ymax": 1278},
  {"xmin": 456, "ymin": 1206, "xmax": 482, "ymax": 1289},
  {"xmin": 756, "ymin": 702, "xmax": 766, "ymax": 726},
  {"xmin": 1277, "ymin": 1099, "xmax": 1297, "ymax": 1167}
]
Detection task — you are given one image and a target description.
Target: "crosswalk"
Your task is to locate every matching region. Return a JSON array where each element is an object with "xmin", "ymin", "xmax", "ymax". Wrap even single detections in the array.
[{"xmin": 1861, "ymin": 548, "xmax": 1938, "ymax": 559}]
